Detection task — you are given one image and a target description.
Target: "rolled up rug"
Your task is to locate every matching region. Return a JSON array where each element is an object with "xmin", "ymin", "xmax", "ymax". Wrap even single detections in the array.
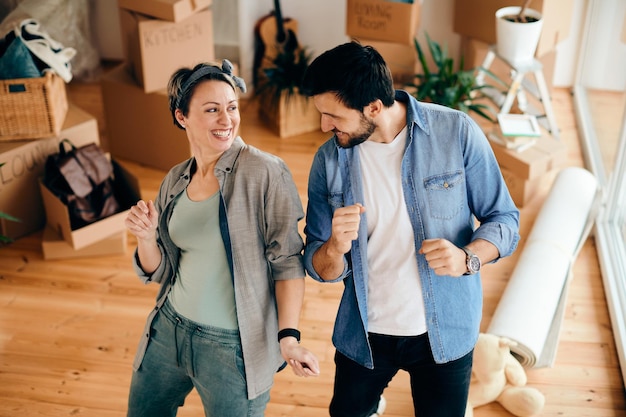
[{"xmin": 487, "ymin": 167, "xmax": 600, "ymax": 368}]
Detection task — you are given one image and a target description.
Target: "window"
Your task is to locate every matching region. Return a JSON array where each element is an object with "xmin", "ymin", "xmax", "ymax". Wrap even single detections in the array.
[{"xmin": 573, "ymin": 0, "xmax": 626, "ymax": 386}]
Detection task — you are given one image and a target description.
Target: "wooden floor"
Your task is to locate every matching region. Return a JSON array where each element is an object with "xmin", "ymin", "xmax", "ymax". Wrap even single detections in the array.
[{"xmin": 1, "ymin": 72, "xmax": 625, "ymax": 417}]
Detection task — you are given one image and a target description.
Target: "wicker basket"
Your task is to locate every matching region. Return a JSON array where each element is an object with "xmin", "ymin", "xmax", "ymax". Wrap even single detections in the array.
[{"xmin": 0, "ymin": 72, "xmax": 68, "ymax": 141}]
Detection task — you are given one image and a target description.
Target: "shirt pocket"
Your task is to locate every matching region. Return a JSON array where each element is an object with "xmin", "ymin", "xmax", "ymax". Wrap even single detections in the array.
[{"xmin": 423, "ymin": 171, "xmax": 464, "ymax": 220}]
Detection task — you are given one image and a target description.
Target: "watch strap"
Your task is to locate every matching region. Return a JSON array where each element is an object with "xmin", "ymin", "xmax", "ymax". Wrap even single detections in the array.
[
  {"xmin": 278, "ymin": 328, "xmax": 301, "ymax": 343},
  {"xmin": 462, "ymin": 246, "xmax": 480, "ymax": 275}
]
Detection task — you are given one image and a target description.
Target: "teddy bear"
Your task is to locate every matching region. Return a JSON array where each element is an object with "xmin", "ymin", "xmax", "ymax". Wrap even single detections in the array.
[{"xmin": 465, "ymin": 333, "xmax": 545, "ymax": 417}]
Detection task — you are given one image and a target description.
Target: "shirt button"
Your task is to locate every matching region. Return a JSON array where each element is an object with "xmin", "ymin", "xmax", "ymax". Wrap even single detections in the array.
[{"xmin": 443, "ymin": 182, "xmax": 449, "ymax": 188}]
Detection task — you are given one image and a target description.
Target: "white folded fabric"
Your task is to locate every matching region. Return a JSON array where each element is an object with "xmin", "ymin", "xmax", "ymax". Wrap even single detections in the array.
[{"xmin": 17, "ymin": 18, "xmax": 76, "ymax": 82}]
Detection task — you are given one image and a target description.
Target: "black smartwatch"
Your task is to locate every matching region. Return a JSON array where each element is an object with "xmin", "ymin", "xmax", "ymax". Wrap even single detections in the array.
[{"xmin": 462, "ymin": 246, "xmax": 481, "ymax": 275}]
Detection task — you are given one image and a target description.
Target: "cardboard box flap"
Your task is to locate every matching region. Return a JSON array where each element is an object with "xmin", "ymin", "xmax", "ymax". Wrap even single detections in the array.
[
  {"xmin": 118, "ymin": 0, "xmax": 212, "ymax": 22},
  {"xmin": 112, "ymin": 159, "xmax": 142, "ymax": 210},
  {"xmin": 41, "ymin": 226, "xmax": 127, "ymax": 260}
]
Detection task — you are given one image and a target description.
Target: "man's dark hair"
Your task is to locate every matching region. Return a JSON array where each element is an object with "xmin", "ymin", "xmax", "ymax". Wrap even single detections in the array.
[{"xmin": 300, "ymin": 41, "xmax": 395, "ymax": 111}]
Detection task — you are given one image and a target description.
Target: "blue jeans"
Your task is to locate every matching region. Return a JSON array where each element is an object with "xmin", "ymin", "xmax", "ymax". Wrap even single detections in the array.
[
  {"xmin": 127, "ymin": 300, "xmax": 270, "ymax": 417},
  {"xmin": 329, "ymin": 332, "xmax": 473, "ymax": 417}
]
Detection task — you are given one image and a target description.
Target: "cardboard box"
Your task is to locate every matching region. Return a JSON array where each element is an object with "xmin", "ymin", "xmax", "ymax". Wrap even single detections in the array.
[
  {"xmin": 0, "ymin": 105, "xmax": 99, "ymax": 241},
  {"xmin": 39, "ymin": 160, "xmax": 140, "ymax": 250},
  {"xmin": 119, "ymin": 7, "xmax": 215, "ymax": 93},
  {"xmin": 101, "ymin": 64, "xmax": 191, "ymax": 171},
  {"xmin": 346, "ymin": 0, "xmax": 421, "ymax": 45},
  {"xmin": 258, "ymin": 91, "xmax": 320, "ymax": 138},
  {"xmin": 360, "ymin": 38, "xmax": 417, "ymax": 85},
  {"xmin": 453, "ymin": 0, "xmax": 574, "ymax": 58},
  {"xmin": 500, "ymin": 166, "xmax": 543, "ymax": 207},
  {"xmin": 118, "ymin": 0, "xmax": 212, "ymax": 22},
  {"xmin": 489, "ymin": 133, "xmax": 567, "ymax": 180},
  {"xmin": 41, "ymin": 226, "xmax": 127, "ymax": 260}
]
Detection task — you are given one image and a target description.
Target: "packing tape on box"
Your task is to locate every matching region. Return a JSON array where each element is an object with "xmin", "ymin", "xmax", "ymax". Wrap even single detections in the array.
[{"xmin": 487, "ymin": 167, "xmax": 600, "ymax": 368}]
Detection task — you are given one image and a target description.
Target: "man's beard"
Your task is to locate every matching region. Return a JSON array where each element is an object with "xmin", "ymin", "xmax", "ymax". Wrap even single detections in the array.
[{"xmin": 336, "ymin": 113, "xmax": 377, "ymax": 148}]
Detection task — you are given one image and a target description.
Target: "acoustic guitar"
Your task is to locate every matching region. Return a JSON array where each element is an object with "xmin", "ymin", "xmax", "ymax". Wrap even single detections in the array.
[{"xmin": 252, "ymin": 0, "xmax": 299, "ymax": 87}]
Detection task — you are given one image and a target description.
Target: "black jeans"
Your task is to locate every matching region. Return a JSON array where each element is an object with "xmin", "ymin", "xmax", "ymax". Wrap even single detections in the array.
[{"xmin": 329, "ymin": 332, "xmax": 473, "ymax": 417}]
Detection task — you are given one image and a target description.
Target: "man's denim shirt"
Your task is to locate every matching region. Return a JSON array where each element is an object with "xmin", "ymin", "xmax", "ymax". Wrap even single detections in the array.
[{"xmin": 303, "ymin": 90, "xmax": 520, "ymax": 368}]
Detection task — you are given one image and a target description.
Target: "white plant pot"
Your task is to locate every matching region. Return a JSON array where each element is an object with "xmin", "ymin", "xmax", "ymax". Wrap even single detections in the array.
[{"xmin": 496, "ymin": 6, "xmax": 544, "ymax": 66}]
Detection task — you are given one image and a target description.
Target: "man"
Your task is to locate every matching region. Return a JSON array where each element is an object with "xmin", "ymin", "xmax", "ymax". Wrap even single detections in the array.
[{"xmin": 300, "ymin": 41, "xmax": 520, "ymax": 417}]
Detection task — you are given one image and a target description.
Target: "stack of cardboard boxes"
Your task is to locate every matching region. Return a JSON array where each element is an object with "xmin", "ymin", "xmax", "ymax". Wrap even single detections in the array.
[
  {"xmin": 0, "ymin": 99, "xmax": 140, "ymax": 259},
  {"xmin": 345, "ymin": 0, "xmax": 422, "ymax": 86},
  {"xmin": 452, "ymin": 0, "xmax": 574, "ymax": 207},
  {"xmin": 0, "ymin": 13, "xmax": 145, "ymax": 257},
  {"xmin": 489, "ymin": 134, "xmax": 568, "ymax": 207},
  {"xmin": 102, "ymin": 0, "xmax": 216, "ymax": 171}
]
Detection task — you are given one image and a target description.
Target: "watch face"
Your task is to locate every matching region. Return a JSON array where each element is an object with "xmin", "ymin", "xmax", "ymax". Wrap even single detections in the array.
[{"xmin": 468, "ymin": 255, "xmax": 481, "ymax": 273}]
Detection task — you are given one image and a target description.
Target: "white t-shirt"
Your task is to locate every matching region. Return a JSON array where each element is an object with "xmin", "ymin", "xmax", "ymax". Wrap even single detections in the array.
[{"xmin": 358, "ymin": 127, "xmax": 427, "ymax": 336}]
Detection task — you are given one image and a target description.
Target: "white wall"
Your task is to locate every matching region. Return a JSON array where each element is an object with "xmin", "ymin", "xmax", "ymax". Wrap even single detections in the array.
[
  {"xmin": 94, "ymin": 0, "xmax": 624, "ymax": 91},
  {"xmin": 230, "ymin": 0, "xmax": 584, "ymax": 90},
  {"xmin": 236, "ymin": 0, "xmax": 454, "ymax": 90}
]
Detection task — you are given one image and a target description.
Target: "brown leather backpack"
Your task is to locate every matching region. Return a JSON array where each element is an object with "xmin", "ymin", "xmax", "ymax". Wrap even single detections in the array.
[{"xmin": 43, "ymin": 139, "xmax": 120, "ymax": 229}]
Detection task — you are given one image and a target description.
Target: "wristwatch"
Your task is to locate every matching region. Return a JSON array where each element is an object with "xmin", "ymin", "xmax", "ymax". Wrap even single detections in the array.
[{"xmin": 462, "ymin": 246, "xmax": 481, "ymax": 275}]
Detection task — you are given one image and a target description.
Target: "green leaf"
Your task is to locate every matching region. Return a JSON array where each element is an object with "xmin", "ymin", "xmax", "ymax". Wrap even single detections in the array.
[
  {"xmin": 255, "ymin": 46, "xmax": 313, "ymax": 112},
  {"xmin": 0, "ymin": 211, "xmax": 20, "ymax": 222},
  {"xmin": 407, "ymin": 32, "xmax": 501, "ymax": 123}
]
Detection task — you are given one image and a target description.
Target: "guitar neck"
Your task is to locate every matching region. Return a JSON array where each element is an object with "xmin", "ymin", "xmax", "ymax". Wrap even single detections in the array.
[{"xmin": 274, "ymin": 0, "xmax": 286, "ymax": 43}]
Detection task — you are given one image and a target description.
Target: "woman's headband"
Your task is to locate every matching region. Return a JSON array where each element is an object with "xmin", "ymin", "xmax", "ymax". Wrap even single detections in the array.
[{"xmin": 178, "ymin": 59, "xmax": 246, "ymax": 107}]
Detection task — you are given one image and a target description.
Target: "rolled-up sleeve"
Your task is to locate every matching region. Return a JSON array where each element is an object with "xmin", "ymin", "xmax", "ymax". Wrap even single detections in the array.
[{"xmin": 265, "ymin": 166, "xmax": 306, "ymax": 281}]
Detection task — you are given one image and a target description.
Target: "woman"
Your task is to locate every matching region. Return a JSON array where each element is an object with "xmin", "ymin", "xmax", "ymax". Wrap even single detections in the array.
[{"xmin": 124, "ymin": 59, "xmax": 319, "ymax": 417}]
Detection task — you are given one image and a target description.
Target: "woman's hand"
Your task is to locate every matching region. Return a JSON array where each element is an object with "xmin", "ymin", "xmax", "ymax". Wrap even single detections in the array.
[
  {"xmin": 125, "ymin": 200, "xmax": 159, "ymax": 242},
  {"xmin": 125, "ymin": 200, "xmax": 161, "ymax": 274},
  {"xmin": 280, "ymin": 338, "xmax": 320, "ymax": 377}
]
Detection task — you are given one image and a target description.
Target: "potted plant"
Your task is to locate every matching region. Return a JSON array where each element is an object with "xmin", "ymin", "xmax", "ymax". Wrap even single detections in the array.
[
  {"xmin": 495, "ymin": 0, "xmax": 543, "ymax": 66},
  {"xmin": 256, "ymin": 45, "xmax": 311, "ymax": 112},
  {"xmin": 252, "ymin": 0, "xmax": 319, "ymax": 138},
  {"xmin": 254, "ymin": 44, "xmax": 319, "ymax": 138},
  {"xmin": 0, "ymin": 163, "xmax": 20, "ymax": 244},
  {"xmin": 405, "ymin": 33, "xmax": 505, "ymax": 123}
]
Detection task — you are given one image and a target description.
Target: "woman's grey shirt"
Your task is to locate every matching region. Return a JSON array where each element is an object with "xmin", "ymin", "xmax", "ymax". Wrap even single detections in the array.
[{"xmin": 130, "ymin": 137, "xmax": 306, "ymax": 400}]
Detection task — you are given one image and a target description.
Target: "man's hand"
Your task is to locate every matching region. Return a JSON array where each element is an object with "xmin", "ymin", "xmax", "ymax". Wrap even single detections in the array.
[
  {"xmin": 419, "ymin": 238, "xmax": 467, "ymax": 277},
  {"xmin": 312, "ymin": 204, "xmax": 366, "ymax": 281},
  {"xmin": 328, "ymin": 203, "xmax": 366, "ymax": 256}
]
